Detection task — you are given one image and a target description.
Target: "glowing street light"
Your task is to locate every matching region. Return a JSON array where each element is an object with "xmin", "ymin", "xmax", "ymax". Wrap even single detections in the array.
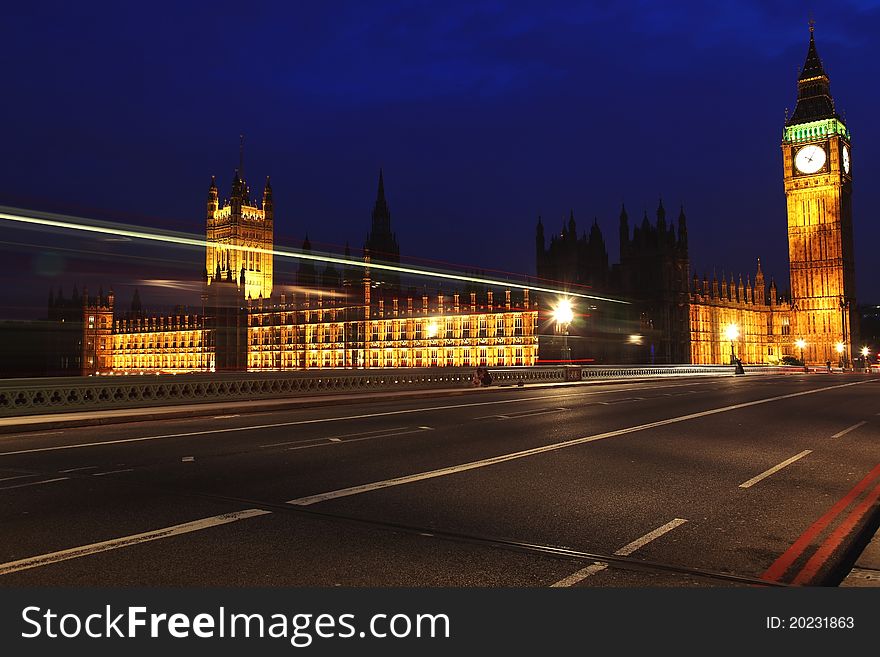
[
  {"xmin": 795, "ymin": 338, "xmax": 806, "ymax": 365},
  {"xmin": 724, "ymin": 323, "xmax": 739, "ymax": 365},
  {"xmin": 552, "ymin": 298, "xmax": 574, "ymax": 363},
  {"xmin": 861, "ymin": 346, "xmax": 869, "ymax": 371}
]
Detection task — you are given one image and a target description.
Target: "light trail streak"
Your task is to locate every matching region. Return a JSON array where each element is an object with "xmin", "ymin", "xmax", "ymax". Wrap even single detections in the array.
[{"xmin": 0, "ymin": 206, "xmax": 629, "ymax": 304}]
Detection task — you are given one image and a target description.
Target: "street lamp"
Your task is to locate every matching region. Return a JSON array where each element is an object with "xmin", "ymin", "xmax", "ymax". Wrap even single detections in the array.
[
  {"xmin": 552, "ymin": 298, "xmax": 574, "ymax": 363},
  {"xmin": 836, "ymin": 341, "xmax": 845, "ymax": 369},
  {"xmin": 839, "ymin": 296, "xmax": 850, "ymax": 368},
  {"xmin": 795, "ymin": 338, "xmax": 806, "ymax": 366},
  {"xmin": 724, "ymin": 323, "xmax": 739, "ymax": 365},
  {"xmin": 861, "ymin": 346, "xmax": 869, "ymax": 372}
]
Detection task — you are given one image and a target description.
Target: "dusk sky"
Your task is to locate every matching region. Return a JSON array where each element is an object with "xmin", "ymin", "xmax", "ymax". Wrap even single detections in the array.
[{"xmin": 2, "ymin": 1, "xmax": 880, "ymax": 316}]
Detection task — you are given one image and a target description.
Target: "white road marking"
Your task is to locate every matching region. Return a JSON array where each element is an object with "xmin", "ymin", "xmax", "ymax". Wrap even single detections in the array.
[
  {"xmin": 831, "ymin": 421, "xmax": 867, "ymax": 439},
  {"xmin": 0, "ymin": 477, "xmax": 70, "ymax": 491},
  {"xmin": 260, "ymin": 427, "xmax": 410, "ymax": 448},
  {"xmin": 181, "ymin": 456, "xmax": 195, "ymax": 462},
  {"xmin": 417, "ymin": 426, "xmax": 434, "ymax": 430},
  {"xmin": 59, "ymin": 466, "xmax": 99, "ymax": 473},
  {"xmin": 0, "ymin": 474, "xmax": 39, "ymax": 483},
  {"xmin": 287, "ymin": 427, "xmax": 432, "ymax": 451},
  {"xmin": 614, "ymin": 518, "xmax": 688, "ymax": 556},
  {"xmin": 551, "ymin": 518, "xmax": 688, "ymax": 587},
  {"xmin": 551, "ymin": 562, "xmax": 608, "ymax": 587},
  {"xmin": 10, "ymin": 431, "xmax": 64, "ymax": 438},
  {"xmin": 213, "ymin": 414, "xmax": 240, "ymax": 419},
  {"xmin": 738, "ymin": 450, "xmax": 813, "ymax": 489},
  {"xmin": 92, "ymin": 468, "xmax": 134, "ymax": 476},
  {"xmin": 496, "ymin": 408, "xmax": 568, "ymax": 420},
  {"xmin": 0, "ymin": 509, "xmax": 271, "ymax": 576},
  {"xmin": 0, "ymin": 379, "xmax": 739, "ymax": 456},
  {"xmin": 288, "ymin": 381, "xmax": 869, "ymax": 505}
]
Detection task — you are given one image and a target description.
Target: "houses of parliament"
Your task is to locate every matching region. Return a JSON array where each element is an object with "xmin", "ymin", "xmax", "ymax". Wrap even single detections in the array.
[
  {"xmin": 48, "ymin": 165, "xmax": 539, "ymax": 375},
  {"xmin": 43, "ymin": 26, "xmax": 856, "ymax": 375},
  {"xmin": 538, "ymin": 24, "xmax": 856, "ymax": 367}
]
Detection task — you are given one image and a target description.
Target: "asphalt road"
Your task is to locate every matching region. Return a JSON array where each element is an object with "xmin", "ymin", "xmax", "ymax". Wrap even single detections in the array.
[{"xmin": 1, "ymin": 373, "xmax": 878, "ymax": 587}]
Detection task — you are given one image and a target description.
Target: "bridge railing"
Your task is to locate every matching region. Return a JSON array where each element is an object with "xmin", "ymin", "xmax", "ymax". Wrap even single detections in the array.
[{"xmin": 0, "ymin": 364, "xmax": 793, "ymax": 418}]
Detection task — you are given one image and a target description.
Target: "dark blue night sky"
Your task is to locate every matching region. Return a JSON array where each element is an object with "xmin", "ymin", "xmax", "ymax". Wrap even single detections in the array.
[{"xmin": 2, "ymin": 1, "xmax": 880, "ymax": 315}]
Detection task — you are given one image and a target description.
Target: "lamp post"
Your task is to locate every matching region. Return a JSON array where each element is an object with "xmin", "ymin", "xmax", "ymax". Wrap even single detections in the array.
[
  {"xmin": 861, "ymin": 346, "xmax": 869, "ymax": 372},
  {"xmin": 724, "ymin": 323, "xmax": 739, "ymax": 365},
  {"xmin": 552, "ymin": 299, "xmax": 574, "ymax": 364},
  {"xmin": 839, "ymin": 296, "xmax": 849, "ymax": 369},
  {"xmin": 795, "ymin": 338, "xmax": 806, "ymax": 366},
  {"xmin": 836, "ymin": 341, "xmax": 845, "ymax": 369}
]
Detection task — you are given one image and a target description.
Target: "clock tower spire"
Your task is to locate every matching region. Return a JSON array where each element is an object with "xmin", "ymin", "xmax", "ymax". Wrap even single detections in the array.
[{"xmin": 782, "ymin": 24, "xmax": 856, "ymax": 366}]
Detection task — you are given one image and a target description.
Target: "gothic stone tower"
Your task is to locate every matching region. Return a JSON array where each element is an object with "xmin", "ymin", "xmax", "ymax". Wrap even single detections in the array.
[
  {"xmin": 363, "ymin": 169, "xmax": 400, "ymax": 290},
  {"xmin": 782, "ymin": 25, "xmax": 856, "ymax": 365},
  {"xmin": 206, "ymin": 155, "xmax": 274, "ymax": 300}
]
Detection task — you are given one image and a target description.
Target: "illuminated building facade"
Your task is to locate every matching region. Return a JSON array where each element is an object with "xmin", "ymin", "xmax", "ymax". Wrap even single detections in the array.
[
  {"xmin": 80, "ymin": 170, "xmax": 537, "ymax": 375},
  {"xmin": 537, "ymin": 26, "xmax": 857, "ymax": 366},
  {"xmin": 781, "ymin": 24, "xmax": 857, "ymax": 365},
  {"xmin": 688, "ymin": 261, "xmax": 791, "ymax": 365},
  {"xmin": 205, "ymin": 169, "xmax": 274, "ymax": 301}
]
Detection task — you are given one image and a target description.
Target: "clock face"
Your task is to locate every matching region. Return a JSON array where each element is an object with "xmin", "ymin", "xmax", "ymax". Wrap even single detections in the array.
[
  {"xmin": 842, "ymin": 145, "xmax": 850, "ymax": 174},
  {"xmin": 795, "ymin": 144, "xmax": 826, "ymax": 174}
]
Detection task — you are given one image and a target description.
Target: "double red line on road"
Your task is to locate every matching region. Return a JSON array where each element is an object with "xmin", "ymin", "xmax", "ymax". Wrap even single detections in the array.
[{"xmin": 762, "ymin": 463, "xmax": 880, "ymax": 585}]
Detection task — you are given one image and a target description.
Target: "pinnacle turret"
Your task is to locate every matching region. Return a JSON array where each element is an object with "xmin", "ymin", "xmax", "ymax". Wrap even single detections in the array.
[{"xmin": 788, "ymin": 23, "xmax": 836, "ymax": 124}]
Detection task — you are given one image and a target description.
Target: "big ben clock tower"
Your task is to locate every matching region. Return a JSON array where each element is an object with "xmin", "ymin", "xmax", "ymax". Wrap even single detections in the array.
[{"xmin": 782, "ymin": 24, "xmax": 857, "ymax": 366}]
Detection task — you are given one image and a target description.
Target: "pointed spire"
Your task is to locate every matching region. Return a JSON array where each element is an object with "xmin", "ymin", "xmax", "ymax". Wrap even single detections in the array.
[
  {"xmin": 619, "ymin": 203, "xmax": 629, "ymax": 247},
  {"xmin": 677, "ymin": 203, "xmax": 688, "ymax": 250},
  {"xmin": 568, "ymin": 209, "xmax": 576, "ymax": 237},
  {"xmin": 239, "ymin": 134, "xmax": 245, "ymax": 182},
  {"xmin": 209, "ymin": 175, "xmax": 217, "ymax": 192},
  {"xmin": 789, "ymin": 23, "xmax": 835, "ymax": 124},
  {"xmin": 656, "ymin": 197, "xmax": 666, "ymax": 229},
  {"xmin": 302, "ymin": 234, "xmax": 311, "ymax": 251},
  {"xmin": 131, "ymin": 288, "xmax": 142, "ymax": 313},
  {"xmin": 799, "ymin": 21, "xmax": 826, "ymax": 81}
]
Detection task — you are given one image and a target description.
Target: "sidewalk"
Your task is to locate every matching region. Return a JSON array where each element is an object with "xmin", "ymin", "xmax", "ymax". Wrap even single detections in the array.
[
  {"xmin": 0, "ymin": 384, "xmax": 490, "ymax": 434},
  {"xmin": 0, "ymin": 371, "xmax": 751, "ymax": 435},
  {"xmin": 840, "ymin": 528, "xmax": 880, "ymax": 587}
]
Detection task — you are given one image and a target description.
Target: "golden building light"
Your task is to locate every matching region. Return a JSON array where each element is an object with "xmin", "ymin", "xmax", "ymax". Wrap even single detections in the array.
[
  {"xmin": 552, "ymin": 298, "xmax": 574, "ymax": 363},
  {"xmin": 795, "ymin": 338, "xmax": 806, "ymax": 364},
  {"xmin": 724, "ymin": 323, "xmax": 739, "ymax": 364},
  {"xmin": 552, "ymin": 298, "xmax": 574, "ymax": 325}
]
